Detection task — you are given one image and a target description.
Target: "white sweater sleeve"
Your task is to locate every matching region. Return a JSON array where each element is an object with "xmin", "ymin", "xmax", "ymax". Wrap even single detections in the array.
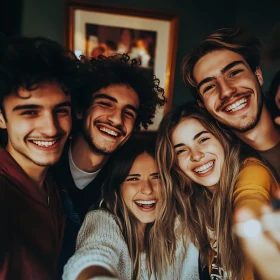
[{"xmin": 62, "ymin": 210, "xmax": 132, "ymax": 280}]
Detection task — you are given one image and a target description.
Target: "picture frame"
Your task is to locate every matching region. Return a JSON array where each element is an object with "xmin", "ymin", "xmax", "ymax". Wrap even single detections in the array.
[{"xmin": 64, "ymin": 0, "xmax": 179, "ymax": 131}]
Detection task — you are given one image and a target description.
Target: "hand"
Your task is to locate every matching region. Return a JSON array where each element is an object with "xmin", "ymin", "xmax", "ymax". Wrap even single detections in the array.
[{"xmin": 234, "ymin": 201, "xmax": 280, "ymax": 280}]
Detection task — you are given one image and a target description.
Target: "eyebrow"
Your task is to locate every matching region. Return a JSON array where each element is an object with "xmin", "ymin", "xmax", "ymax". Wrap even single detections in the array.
[
  {"xmin": 93, "ymin": 93, "xmax": 138, "ymax": 113},
  {"xmin": 173, "ymin": 130, "xmax": 209, "ymax": 148},
  {"xmin": 197, "ymin": 60, "xmax": 245, "ymax": 92},
  {"xmin": 150, "ymin": 172, "xmax": 159, "ymax": 176},
  {"xmin": 12, "ymin": 101, "xmax": 71, "ymax": 112},
  {"xmin": 127, "ymin": 174, "xmax": 141, "ymax": 177}
]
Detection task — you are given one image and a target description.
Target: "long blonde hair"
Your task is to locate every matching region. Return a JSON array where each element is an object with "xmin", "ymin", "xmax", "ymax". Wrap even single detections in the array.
[{"xmin": 156, "ymin": 104, "xmax": 244, "ymax": 279}]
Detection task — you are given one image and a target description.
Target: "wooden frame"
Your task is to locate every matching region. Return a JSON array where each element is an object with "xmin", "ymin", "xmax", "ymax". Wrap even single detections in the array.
[{"xmin": 64, "ymin": 0, "xmax": 179, "ymax": 131}]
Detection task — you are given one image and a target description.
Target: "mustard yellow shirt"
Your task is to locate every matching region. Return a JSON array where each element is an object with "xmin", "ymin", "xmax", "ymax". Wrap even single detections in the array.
[{"xmin": 233, "ymin": 157, "xmax": 279, "ymax": 280}]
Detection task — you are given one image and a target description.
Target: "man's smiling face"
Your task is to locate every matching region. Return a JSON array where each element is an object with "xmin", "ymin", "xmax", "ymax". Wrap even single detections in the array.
[
  {"xmin": 193, "ymin": 49, "xmax": 264, "ymax": 133},
  {"xmin": 80, "ymin": 84, "xmax": 139, "ymax": 155}
]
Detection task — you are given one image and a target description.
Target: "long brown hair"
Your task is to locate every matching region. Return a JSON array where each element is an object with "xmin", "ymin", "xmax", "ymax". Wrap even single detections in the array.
[
  {"xmin": 156, "ymin": 103, "xmax": 244, "ymax": 279},
  {"xmin": 100, "ymin": 138, "xmax": 173, "ymax": 279}
]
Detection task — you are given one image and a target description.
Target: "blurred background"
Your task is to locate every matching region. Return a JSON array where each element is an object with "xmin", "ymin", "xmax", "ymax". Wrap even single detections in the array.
[{"xmin": 1, "ymin": 0, "xmax": 279, "ymax": 108}]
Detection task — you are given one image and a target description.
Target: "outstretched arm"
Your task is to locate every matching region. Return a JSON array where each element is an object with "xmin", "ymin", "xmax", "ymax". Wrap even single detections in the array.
[{"xmin": 234, "ymin": 195, "xmax": 280, "ymax": 280}]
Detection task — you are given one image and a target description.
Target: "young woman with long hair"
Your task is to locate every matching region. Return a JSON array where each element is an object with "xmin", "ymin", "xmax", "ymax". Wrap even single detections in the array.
[
  {"xmin": 62, "ymin": 138, "xmax": 199, "ymax": 280},
  {"xmin": 156, "ymin": 103, "xmax": 279, "ymax": 280}
]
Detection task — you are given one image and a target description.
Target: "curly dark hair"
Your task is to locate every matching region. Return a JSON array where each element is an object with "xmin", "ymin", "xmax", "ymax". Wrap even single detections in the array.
[
  {"xmin": 181, "ymin": 27, "xmax": 262, "ymax": 99},
  {"xmin": 0, "ymin": 34, "xmax": 79, "ymax": 112},
  {"xmin": 74, "ymin": 53, "xmax": 166, "ymax": 131}
]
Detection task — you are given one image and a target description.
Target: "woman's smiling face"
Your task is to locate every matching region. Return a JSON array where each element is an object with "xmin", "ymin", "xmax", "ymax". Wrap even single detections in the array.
[
  {"xmin": 121, "ymin": 152, "xmax": 160, "ymax": 227},
  {"xmin": 171, "ymin": 117, "xmax": 225, "ymax": 192}
]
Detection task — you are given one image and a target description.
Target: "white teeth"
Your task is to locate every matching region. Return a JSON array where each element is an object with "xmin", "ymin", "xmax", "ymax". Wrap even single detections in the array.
[
  {"xmin": 135, "ymin": 200, "xmax": 156, "ymax": 205},
  {"xmin": 99, "ymin": 127, "xmax": 118, "ymax": 137},
  {"xmin": 225, "ymin": 98, "xmax": 247, "ymax": 112},
  {"xmin": 194, "ymin": 161, "xmax": 214, "ymax": 174},
  {"xmin": 32, "ymin": 140, "xmax": 56, "ymax": 147}
]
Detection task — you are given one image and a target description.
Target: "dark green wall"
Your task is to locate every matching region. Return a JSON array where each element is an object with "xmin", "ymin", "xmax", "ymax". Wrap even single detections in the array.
[{"xmin": 21, "ymin": 0, "xmax": 279, "ymax": 107}]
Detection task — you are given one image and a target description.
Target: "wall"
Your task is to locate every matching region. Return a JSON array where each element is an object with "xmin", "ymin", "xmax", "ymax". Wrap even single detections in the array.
[{"xmin": 21, "ymin": 0, "xmax": 279, "ymax": 107}]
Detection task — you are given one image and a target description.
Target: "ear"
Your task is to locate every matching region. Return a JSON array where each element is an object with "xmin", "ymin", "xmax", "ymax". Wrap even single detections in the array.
[
  {"xmin": 0, "ymin": 110, "xmax": 7, "ymax": 129},
  {"xmin": 255, "ymin": 67, "xmax": 264, "ymax": 86},
  {"xmin": 197, "ymin": 100, "xmax": 205, "ymax": 108},
  {"xmin": 75, "ymin": 109, "xmax": 83, "ymax": 120}
]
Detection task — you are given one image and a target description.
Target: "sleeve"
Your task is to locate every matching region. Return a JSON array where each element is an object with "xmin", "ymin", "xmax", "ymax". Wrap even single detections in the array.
[
  {"xmin": 233, "ymin": 159, "xmax": 275, "ymax": 216},
  {"xmin": 62, "ymin": 210, "xmax": 131, "ymax": 280}
]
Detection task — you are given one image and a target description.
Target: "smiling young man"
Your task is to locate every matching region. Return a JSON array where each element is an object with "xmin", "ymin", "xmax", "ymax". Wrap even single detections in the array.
[
  {"xmin": 0, "ymin": 35, "xmax": 78, "ymax": 279},
  {"xmin": 181, "ymin": 28, "xmax": 280, "ymax": 181},
  {"xmin": 53, "ymin": 54, "xmax": 166, "ymax": 271}
]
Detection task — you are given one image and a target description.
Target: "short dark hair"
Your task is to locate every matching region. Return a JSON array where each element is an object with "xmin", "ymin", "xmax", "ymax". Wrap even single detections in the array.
[
  {"xmin": 181, "ymin": 27, "xmax": 262, "ymax": 99},
  {"xmin": 0, "ymin": 35, "xmax": 79, "ymax": 109},
  {"xmin": 74, "ymin": 54, "xmax": 166, "ymax": 131}
]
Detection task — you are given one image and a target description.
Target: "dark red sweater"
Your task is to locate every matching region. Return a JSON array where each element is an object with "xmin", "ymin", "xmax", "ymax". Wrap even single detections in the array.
[{"xmin": 0, "ymin": 148, "xmax": 65, "ymax": 280}]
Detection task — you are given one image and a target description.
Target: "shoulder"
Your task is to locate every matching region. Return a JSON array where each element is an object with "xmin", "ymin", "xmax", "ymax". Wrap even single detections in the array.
[
  {"xmin": 238, "ymin": 157, "xmax": 276, "ymax": 185},
  {"xmin": 77, "ymin": 210, "xmax": 124, "ymax": 247}
]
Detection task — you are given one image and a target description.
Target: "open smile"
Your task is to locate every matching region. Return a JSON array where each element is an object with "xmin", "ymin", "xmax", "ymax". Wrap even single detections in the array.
[
  {"xmin": 29, "ymin": 139, "xmax": 61, "ymax": 150},
  {"xmin": 97, "ymin": 124, "xmax": 122, "ymax": 138},
  {"xmin": 193, "ymin": 160, "xmax": 215, "ymax": 175},
  {"xmin": 134, "ymin": 200, "xmax": 157, "ymax": 211},
  {"xmin": 224, "ymin": 97, "xmax": 248, "ymax": 112}
]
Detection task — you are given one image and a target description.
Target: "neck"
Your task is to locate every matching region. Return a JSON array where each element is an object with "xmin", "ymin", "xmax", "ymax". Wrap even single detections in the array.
[
  {"xmin": 6, "ymin": 147, "xmax": 47, "ymax": 189},
  {"xmin": 234, "ymin": 106, "xmax": 280, "ymax": 151},
  {"xmin": 71, "ymin": 134, "xmax": 109, "ymax": 172},
  {"xmin": 137, "ymin": 222, "xmax": 146, "ymax": 252}
]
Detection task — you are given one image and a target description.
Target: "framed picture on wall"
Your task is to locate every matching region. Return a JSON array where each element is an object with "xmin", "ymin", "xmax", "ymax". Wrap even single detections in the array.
[{"xmin": 64, "ymin": 0, "xmax": 179, "ymax": 131}]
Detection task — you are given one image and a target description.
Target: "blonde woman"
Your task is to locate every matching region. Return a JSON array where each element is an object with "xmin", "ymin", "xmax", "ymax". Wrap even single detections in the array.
[
  {"xmin": 63, "ymin": 139, "xmax": 199, "ymax": 280},
  {"xmin": 156, "ymin": 103, "xmax": 279, "ymax": 280}
]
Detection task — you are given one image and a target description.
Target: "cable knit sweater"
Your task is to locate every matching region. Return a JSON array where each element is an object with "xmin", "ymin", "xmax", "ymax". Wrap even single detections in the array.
[{"xmin": 63, "ymin": 210, "xmax": 199, "ymax": 280}]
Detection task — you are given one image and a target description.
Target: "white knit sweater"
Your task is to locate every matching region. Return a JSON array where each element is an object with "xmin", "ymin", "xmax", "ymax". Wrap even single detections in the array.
[{"xmin": 63, "ymin": 210, "xmax": 199, "ymax": 280}]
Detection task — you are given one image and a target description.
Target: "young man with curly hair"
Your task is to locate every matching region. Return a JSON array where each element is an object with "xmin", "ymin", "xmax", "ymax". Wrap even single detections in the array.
[
  {"xmin": 53, "ymin": 54, "xmax": 166, "ymax": 271},
  {"xmin": 0, "ymin": 35, "xmax": 78, "ymax": 279},
  {"xmin": 181, "ymin": 27, "xmax": 280, "ymax": 182}
]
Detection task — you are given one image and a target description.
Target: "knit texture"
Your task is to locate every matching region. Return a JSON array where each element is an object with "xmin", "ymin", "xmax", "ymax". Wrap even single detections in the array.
[{"xmin": 63, "ymin": 210, "xmax": 199, "ymax": 280}]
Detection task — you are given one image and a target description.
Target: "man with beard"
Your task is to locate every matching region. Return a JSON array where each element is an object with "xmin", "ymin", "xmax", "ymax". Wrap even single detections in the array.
[
  {"xmin": 0, "ymin": 35, "xmax": 78, "ymax": 279},
  {"xmin": 53, "ymin": 54, "xmax": 166, "ymax": 272},
  {"xmin": 181, "ymin": 27, "xmax": 280, "ymax": 182}
]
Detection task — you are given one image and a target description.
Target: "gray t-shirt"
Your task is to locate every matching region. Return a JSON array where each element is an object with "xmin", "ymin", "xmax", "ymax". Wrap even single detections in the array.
[{"xmin": 258, "ymin": 141, "xmax": 280, "ymax": 182}]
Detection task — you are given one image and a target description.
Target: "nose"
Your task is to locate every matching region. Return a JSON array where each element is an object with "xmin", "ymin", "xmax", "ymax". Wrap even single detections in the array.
[
  {"xmin": 218, "ymin": 78, "xmax": 236, "ymax": 100},
  {"xmin": 40, "ymin": 113, "xmax": 59, "ymax": 136},
  {"xmin": 107, "ymin": 108, "xmax": 123, "ymax": 126},
  {"xmin": 190, "ymin": 149, "xmax": 205, "ymax": 162},
  {"xmin": 140, "ymin": 180, "xmax": 153, "ymax": 195}
]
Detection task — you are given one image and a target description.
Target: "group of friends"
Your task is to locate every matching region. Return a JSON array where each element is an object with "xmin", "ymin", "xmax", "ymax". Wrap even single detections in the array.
[{"xmin": 0, "ymin": 27, "xmax": 279, "ymax": 280}]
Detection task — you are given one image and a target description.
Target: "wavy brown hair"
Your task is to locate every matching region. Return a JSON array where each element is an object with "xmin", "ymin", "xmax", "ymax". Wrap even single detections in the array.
[
  {"xmin": 181, "ymin": 27, "xmax": 262, "ymax": 100},
  {"xmin": 156, "ymin": 103, "xmax": 245, "ymax": 279}
]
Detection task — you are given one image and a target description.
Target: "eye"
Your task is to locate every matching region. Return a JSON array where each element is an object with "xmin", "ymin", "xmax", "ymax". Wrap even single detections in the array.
[
  {"xmin": 230, "ymin": 69, "xmax": 243, "ymax": 77},
  {"xmin": 97, "ymin": 101, "xmax": 112, "ymax": 107},
  {"xmin": 199, "ymin": 137, "xmax": 210, "ymax": 144},
  {"xmin": 55, "ymin": 108, "xmax": 70, "ymax": 115},
  {"xmin": 21, "ymin": 110, "xmax": 38, "ymax": 116},
  {"xmin": 124, "ymin": 110, "xmax": 136, "ymax": 119},
  {"xmin": 176, "ymin": 149, "xmax": 188, "ymax": 156},
  {"xmin": 151, "ymin": 173, "xmax": 160, "ymax": 180},
  {"xmin": 126, "ymin": 177, "xmax": 139, "ymax": 182},
  {"xmin": 202, "ymin": 85, "xmax": 215, "ymax": 94}
]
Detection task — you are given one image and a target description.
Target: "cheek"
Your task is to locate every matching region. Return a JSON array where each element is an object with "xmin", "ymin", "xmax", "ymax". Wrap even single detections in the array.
[
  {"xmin": 178, "ymin": 158, "xmax": 189, "ymax": 175},
  {"xmin": 60, "ymin": 116, "xmax": 72, "ymax": 132},
  {"xmin": 124, "ymin": 119, "xmax": 136, "ymax": 134}
]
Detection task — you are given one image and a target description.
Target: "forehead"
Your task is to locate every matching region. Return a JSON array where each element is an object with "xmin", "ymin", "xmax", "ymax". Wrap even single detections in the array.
[
  {"xmin": 129, "ymin": 152, "xmax": 157, "ymax": 172},
  {"xmin": 93, "ymin": 84, "xmax": 139, "ymax": 108},
  {"xmin": 3, "ymin": 83, "xmax": 69, "ymax": 108},
  {"xmin": 193, "ymin": 49, "xmax": 248, "ymax": 83},
  {"xmin": 172, "ymin": 118, "xmax": 205, "ymax": 142}
]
